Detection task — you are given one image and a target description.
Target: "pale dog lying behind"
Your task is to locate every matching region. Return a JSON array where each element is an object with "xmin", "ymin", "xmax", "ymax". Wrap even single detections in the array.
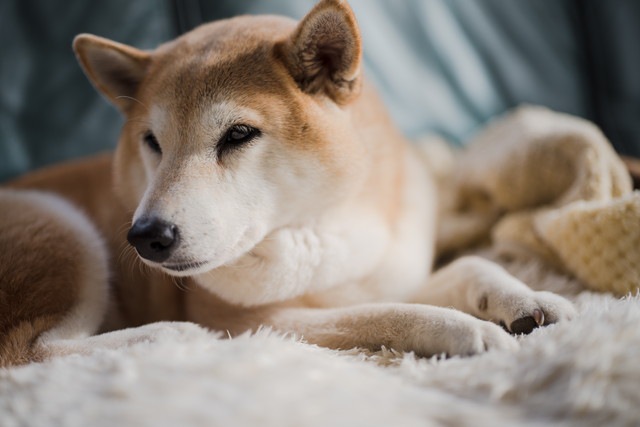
[{"xmin": 0, "ymin": 0, "xmax": 575, "ymax": 365}]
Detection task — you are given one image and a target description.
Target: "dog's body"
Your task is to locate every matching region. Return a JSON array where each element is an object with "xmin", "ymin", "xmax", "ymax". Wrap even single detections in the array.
[{"xmin": 0, "ymin": 0, "xmax": 574, "ymax": 366}]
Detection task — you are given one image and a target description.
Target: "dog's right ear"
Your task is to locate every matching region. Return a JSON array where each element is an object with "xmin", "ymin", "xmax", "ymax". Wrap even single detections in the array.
[
  {"xmin": 73, "ymin": 34, "xmax": 151, "ymax": 111},
  {"xmin": 276, "ymin": 0, "xmax": 362, "ymax": 105}
]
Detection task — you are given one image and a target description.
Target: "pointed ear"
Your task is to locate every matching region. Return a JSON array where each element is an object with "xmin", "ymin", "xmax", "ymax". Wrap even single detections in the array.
[
  {"xmin": 276, "ymin": 0, "xmax": 362, "ymax": 104},
  {"xmin": 73, "ymin": 34, "xmax": 151, "ymax": 111}
]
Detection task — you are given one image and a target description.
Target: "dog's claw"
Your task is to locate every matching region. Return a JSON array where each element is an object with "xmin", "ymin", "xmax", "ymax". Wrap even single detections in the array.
[
  {"xmin": 532, "ymin": 308, "xmax": 544, "ymax": 326},
  {"xmin": 487, "ymin": 290, "xmax": 574, "ymax": 335}
]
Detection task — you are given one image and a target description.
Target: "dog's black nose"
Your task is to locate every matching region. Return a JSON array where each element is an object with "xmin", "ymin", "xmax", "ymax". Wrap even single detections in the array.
[{"xmin": 127, "ymin": 217, "xmax": 179, "ymax": 263}]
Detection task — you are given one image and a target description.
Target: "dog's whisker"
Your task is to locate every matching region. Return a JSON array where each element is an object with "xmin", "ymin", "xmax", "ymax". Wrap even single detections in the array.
[
  {"xmin": 224, "ymin": 257, "xmax": 257, "ymax": 271},
  {"xmin": 115, "ymin": 95, "xmax": 148, "ymax": 111},
  {"xmin": 123, "ymin": 119, "xmax": 152, "ymax": 128},
  {"xmin": 119, "ymin": 245, "xmax": 138, "ymax": 278},
  {"xmin": 171, "ymin": 276, "xmax": 190, "ymax": 292}
]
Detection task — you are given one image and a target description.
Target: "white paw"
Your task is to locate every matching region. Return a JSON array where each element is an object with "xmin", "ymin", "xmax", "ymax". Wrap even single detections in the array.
[
  {"xmin": 482, "ymin": 290, "xmax": 577, "ymax": 334},
  {"xmin": 443, "ymin": 317, "xmax": 520, "ymax": 357},
  {"xmin": 406, "ymin": 309, "xmax": 519, "ymax": 357}
]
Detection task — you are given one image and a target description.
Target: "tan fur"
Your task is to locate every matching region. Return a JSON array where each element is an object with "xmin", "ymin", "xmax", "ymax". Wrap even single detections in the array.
[
  {"xmin": 0, "ymin": 320, "xmax": 55, "ymax": 367},
  {"xmin": 0, "ymin": 192, "xmax": 84, "ymax": 365},
  {"xmin": 0, "ymin": 0, "xmax": 576, "ymax": 364},
  {"xmin": 8, "ymin": 156, "xmax": 185, "ymax": 331}
]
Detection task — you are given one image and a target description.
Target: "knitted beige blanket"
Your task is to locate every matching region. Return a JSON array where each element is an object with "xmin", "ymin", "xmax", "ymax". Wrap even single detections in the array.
[{"xmin": 431, "ymin": 106, "xmax": 639, "ymax": 296}]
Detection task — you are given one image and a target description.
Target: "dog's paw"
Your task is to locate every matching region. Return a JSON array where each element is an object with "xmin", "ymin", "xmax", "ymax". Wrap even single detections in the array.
[
  {"xmin": 406, "ymin": 309, "xmax": 519, "ymax": 357},
  {"xmin": 487, "ymin": 290, "xmax": 577, "ymax": 335},
  {"xmin": 441, "ymin": 318, "xmax": 520, "ymax": 357}
]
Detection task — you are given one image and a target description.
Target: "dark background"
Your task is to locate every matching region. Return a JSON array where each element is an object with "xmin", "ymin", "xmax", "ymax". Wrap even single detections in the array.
[{"xmin": 1, "ymin": 0, "xmax": 639, "ymax": 182}]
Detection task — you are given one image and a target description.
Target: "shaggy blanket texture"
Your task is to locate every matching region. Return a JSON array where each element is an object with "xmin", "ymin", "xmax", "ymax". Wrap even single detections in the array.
[
  {"xmin": 1, "ymin": 107, "xmax": 638, "ymax": 426},
  {"xmin": 2, "ymin": 291, "xmax": 640, "ymax": 426}
]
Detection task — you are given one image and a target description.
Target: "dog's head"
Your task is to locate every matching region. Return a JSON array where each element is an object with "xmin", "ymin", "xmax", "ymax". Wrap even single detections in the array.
[{"xmin": 74, "ymin": 0, "xmax": 366, "ymax": 276}]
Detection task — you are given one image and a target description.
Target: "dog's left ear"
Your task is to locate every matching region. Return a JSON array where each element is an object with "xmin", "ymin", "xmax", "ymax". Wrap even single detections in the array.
[{"xmin": 276, "ymin": 0, "xmax": 362, "ymax": 104}]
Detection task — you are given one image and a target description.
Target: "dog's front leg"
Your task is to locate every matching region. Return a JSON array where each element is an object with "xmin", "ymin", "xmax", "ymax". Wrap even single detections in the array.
[
  {"xmin": 261, "ymin": 303, "xmax": 518, "ymax": 357},
  {"xmin": 413, "ymin": 256, "xmax": 576, "ymax": 334}
]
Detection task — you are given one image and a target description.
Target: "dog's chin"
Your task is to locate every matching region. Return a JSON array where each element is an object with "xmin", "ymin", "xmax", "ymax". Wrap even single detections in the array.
[
  {"xmin": 138, "ymin": 258, "xmax": 217, "ymax": 277},
  {"xmin": 160, "ymin": 260, "xmax": 215, "ymax": 276},
  {"xmin": 140, "ymin": 233, "xmax": 265, "ymax": 277}
]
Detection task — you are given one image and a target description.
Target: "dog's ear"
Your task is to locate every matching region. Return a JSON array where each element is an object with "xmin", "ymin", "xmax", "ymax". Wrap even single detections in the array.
[
  {"xmin": 276, "ymin": 0, "xmax": 362, "ymax": 104},
  {"xmin": 73, "ymin": 34, "xmax": 151, "ymax": 111}
]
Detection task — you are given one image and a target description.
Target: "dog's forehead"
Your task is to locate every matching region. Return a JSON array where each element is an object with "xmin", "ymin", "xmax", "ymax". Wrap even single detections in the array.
[
  {"xmin": 169, "ymin": 15, "xmax": 297, "ymax": 51},
  {"xmin": 143, "ymin": 16, "xmax": 298, "ymax": 117}
]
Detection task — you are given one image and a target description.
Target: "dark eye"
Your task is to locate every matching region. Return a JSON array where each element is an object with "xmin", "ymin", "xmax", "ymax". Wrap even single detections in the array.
[
  {"xmin": 218, "ymin": 125, "xmax": 261, "ymax": 158},
  {"xmin": 143, "ymin": 131, "xmax": 162, "ymax": 154}
]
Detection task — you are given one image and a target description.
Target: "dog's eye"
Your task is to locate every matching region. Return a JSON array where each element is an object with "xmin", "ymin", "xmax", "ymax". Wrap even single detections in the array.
[
  {"xmin": 218, "ymin": 125, "xmax": 261, "ymax": 159},
  {"xmin": 225, "ymin": 125, "xmax": 260, "ymax": 144},
  {"xmin": 143, "ymin": 131, "xmax": 162, "ymax": 154}
]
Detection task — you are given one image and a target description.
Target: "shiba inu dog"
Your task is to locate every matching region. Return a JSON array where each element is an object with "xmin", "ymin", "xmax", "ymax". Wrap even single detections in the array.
[{"xmin": 0, "ymin": 0, "xmax": 575, "ymax": 366}]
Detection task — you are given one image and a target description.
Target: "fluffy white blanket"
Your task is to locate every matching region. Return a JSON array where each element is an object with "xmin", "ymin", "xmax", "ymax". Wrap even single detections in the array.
[{"xmin": 1, "ymin": 289, "xmax": 639, "ymax": 426}]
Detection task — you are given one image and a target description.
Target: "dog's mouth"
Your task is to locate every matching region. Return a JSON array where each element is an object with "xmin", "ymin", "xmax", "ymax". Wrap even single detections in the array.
[{"xmin": 161, "ymin": 260, "xmax": 210, "ymax": 273}]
